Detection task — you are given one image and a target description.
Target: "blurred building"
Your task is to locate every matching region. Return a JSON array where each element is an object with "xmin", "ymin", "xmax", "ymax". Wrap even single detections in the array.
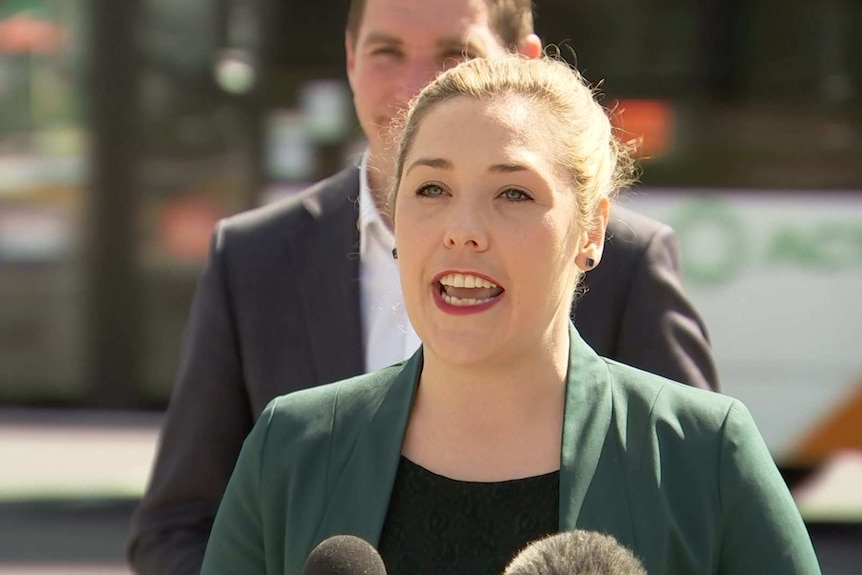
[{"xmin": 0, "ymin": 0, "xmax": 860, "ymax": 474}]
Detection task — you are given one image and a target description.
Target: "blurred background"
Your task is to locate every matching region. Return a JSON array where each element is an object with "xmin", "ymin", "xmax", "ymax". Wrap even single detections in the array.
[{"xmin": 0, "ymin": 0, "xmax": 860, "ymax": 573}]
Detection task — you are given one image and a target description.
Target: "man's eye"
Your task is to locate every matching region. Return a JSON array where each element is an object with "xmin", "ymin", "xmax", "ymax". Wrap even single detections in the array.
[
  {"xmin": 440, "ymin": 51, "xmax": 471, "ymax": 66},
  {"xmin": 501, "ymin": 188, "xmax": 531, "ymax": 202},
  {"xmin": 417, "ymin": 184, "xmax": 445, "ymax": 197},
  {"xmin": 373, "ymin": 47, "xmax": 401, "ymax": 57}
]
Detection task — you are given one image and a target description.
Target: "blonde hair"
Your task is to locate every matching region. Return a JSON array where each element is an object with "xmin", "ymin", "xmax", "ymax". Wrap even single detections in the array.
[{"xmin": 389, "ymin": 55, "xmax": 637, "ymax": 237}]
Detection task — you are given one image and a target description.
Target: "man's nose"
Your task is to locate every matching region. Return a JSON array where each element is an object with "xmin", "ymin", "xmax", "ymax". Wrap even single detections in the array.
[{"xmin": 397, "ymin": 61, "xmax": 440, "ymax": 102}]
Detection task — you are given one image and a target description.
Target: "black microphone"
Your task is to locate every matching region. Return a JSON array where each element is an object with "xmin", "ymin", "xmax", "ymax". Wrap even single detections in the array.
[{"xmin": 300, "ymin": 535, "xmax": 387, "ymax": 575}]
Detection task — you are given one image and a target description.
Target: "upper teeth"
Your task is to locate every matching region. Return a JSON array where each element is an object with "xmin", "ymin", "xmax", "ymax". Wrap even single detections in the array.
[{"xmin": 439, "ymin": 273, "xmax": 496, "ymax": 289}]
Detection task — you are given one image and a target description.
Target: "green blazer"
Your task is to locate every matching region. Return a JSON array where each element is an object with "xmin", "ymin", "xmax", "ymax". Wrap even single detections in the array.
[{"xmin": 200, "ymin": 326, "xmax": 819, "ymax": 575}]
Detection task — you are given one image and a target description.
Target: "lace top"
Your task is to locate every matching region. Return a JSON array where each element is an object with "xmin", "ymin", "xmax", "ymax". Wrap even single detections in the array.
[{"xmin": 378, "ymin": 456, "xmax": 560, "ymax": 575}]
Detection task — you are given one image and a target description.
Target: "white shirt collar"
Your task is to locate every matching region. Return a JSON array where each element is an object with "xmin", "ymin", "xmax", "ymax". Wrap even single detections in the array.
[
  {"xmin": 357, "ymin": 152, "xmax": 395, "ymax": 259},
  {"xmin": 356, "ymin": 151, "xmax": 420, "ymax": 371}
]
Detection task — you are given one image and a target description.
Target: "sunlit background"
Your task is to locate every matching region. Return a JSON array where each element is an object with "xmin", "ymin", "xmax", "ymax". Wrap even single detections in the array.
[{"xmin": 0, "ymin": 0, "xmax": 860, "ymax": 573}]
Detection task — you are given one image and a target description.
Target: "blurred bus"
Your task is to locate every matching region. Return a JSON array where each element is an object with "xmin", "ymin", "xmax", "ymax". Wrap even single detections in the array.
[{"xmin": 0, "ymin": 0, "xmax": 860, "ymax": 483}]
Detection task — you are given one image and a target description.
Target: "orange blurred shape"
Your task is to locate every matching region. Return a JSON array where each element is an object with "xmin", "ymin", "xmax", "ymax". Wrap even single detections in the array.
[
  {"xmin": 790, "ymin": 382, "xmax": 862, "ymax": 468},
  {"xmin": 0, "ymin": 13, "xmax": 66, "ymax": 54},
  {"xmin": 611, "ymin": 99, "xmax": 674, "ymax": 160},
  {"xmin": 159, "ymin": 197, "xmax": 221, "ymax": 262}
]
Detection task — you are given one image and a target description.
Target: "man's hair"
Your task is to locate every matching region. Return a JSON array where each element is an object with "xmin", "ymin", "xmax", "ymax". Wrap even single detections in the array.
[
  {"xmin": 504, "ymin": 530, "xmax": 647, "ymax": 575},
  {"xmin": 346, "ymin": 0, "xmax": 534, "ymax": 51}
]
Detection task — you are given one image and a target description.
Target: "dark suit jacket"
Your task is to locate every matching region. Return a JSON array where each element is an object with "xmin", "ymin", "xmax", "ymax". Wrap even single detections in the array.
[
  {"xmin": 198, "ymin": 327, "xmax": 817, "ymax": 575},
  {"xmin": 128, "ymin": 166, "xmax": 718, "ymax": 575}
]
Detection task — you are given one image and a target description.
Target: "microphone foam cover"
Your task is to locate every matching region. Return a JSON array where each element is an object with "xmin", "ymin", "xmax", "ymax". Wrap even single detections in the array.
[{"xmin": 300, "ymin": 535, "xmax": 387, "ymax": 575}]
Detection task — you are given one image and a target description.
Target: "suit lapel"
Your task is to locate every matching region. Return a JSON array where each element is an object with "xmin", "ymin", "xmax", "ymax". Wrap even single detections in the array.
[
  {"xmin": 559, "ymin": 324, "xmax": 615, "ymax": 526},
  {"xmin": 288, "ymin": 167, "xmax": 366, "ymax": 384},
  {"xmin": 314, "ymin": 352, "xmax": 421, "ymax": 545},
  {"xmin": 304, "ymin": 322, "xmax": 633, "ymax": 548},
  {"xmin": 560, "ymin": 324, "xmax": 637, "ymax": 547}
]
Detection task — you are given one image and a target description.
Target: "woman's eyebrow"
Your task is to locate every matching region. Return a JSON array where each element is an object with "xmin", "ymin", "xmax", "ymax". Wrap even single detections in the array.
[
  {"xmin": 405, "ymin": 157, "xmax": 452, "ymax": 175},
  {"xmin": 488, "ymin": 163, "xmax": 530, "ymax": 174}
]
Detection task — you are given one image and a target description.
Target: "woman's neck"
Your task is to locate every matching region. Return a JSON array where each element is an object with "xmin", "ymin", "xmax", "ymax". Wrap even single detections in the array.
[
  {"xmin": 402, "ymin": 331, "xmax": 569, "ymax": 481},
  {"xmin": 415, "ymin": 324, "xmax": 570, "ymax": 423}
]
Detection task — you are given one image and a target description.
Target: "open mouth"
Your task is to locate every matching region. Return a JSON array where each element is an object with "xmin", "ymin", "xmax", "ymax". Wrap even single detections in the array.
[{"xmin": 436, "ymin": 272, "xmax": 504, "ymax": 307}]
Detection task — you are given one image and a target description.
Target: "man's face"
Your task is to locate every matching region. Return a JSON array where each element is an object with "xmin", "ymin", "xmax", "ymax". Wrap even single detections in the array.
[{"xmin": 346, "ymin": 0, "xmax": 509, "ymax": 162}]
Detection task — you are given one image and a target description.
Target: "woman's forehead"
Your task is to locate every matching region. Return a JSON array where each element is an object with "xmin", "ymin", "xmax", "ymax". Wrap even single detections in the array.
[{"xmin": 405, "ymin": 95, "xmax": 560, "ymax": 167}]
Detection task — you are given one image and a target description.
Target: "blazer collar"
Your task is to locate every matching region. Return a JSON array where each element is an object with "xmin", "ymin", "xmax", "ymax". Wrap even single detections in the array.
[
  {"xmin": 314, "ymin": 351, "xmax": 422, "ymax": 546},
  {"xmin": 314, "ymin": 324, "xmax": 625, "ymax": 545},
  {"xmin": 288, "ymin": 167, "xmax": 366, "ymax": 383},
  {"xmin": 559, "ymin": 325, "xmax": 616, "ymax": 528}
]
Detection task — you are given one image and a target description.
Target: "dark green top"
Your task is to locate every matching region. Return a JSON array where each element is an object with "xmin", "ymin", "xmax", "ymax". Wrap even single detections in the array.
[
  {"xmin": 378, "ymin": 456, "xmax": 559, "ymax": 575},
  {"xmin": 200, "ymin": 325, "xmax": 821, "ymax": 575}
]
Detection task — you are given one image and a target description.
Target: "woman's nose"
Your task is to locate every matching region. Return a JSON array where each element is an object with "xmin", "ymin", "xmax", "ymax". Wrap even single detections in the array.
[{"xmin": 443, "ymin": 204, "xmax": 489, "ymax": 251}]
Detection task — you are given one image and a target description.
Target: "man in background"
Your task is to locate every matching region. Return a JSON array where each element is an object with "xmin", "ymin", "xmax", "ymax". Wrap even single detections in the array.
[{"xmin": 128, "ymin": 1, "xmax": 718, "ymax": 573}]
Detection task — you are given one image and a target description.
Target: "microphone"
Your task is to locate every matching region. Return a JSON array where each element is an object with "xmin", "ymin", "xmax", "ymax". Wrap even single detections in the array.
[
  {"xmin": 503, "ymin": 530, "xmax": 646, "ymax": 575},
  {"xmin": 300, "ymin": 535, "xmax": 387, "ymax": 575}
]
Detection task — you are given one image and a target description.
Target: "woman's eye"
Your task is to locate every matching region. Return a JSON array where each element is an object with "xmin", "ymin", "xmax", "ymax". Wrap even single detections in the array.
[
  {"xmin": 501, "ymin": 188, "xmax": 531, "ymax": 202},
  {"xmin": 417, "ymin": 184, "xmax": 445, "ymax": 197}
]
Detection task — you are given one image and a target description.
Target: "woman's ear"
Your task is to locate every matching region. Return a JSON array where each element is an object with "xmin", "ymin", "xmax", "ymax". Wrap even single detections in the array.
[{"xmin": 578, "ymin": 197, "xmax": 610, "ymax": 270}]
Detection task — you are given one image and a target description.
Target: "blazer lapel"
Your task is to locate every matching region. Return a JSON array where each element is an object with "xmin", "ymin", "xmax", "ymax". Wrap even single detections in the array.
[
  {"xmin": 288, "ymin": 167, "xmax": 366, "ymax": 384},
  {"xmin": 305, "ymin": 323, "xmax": 635, "ymax": 548},
  {"xmin": 559, "ymin": 324, "xmax": 615, "ymax": 526},
  {"xmin": 313, "ymin": 351, "xmax": 422, "ymax": 545},
  {"xmin": 559, "ymin": 324, "xmax": 636, "ymax": 547}
]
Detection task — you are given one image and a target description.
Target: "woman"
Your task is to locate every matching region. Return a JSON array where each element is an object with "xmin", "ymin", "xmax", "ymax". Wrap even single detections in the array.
[{"xmin": 200, "ymin": 56, "xmax": 820, "ymax": 575}]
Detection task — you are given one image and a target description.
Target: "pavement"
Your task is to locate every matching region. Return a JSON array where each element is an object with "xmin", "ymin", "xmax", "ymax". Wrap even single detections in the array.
[
  {"xmin": 0, "ymin": 407, "xmax": 859, "ymax": 574},
  {"xmin": 0, "ymin": 409, "xmax": 160, "ymax": 575}
]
